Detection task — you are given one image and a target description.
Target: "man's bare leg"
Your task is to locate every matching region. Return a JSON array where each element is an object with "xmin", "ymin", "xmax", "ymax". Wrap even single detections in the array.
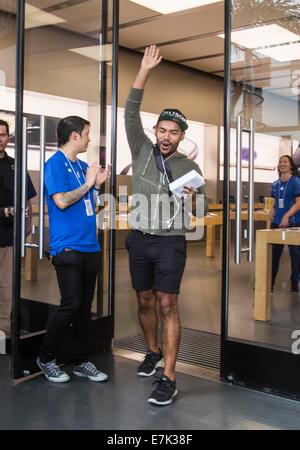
[
  {"xmin": 136, "ymin": 290, "xmax": 160, "ymax": 354},
  {"xmin": 155, "ymin": 291, "xmax": 180, "ymax": 381}
]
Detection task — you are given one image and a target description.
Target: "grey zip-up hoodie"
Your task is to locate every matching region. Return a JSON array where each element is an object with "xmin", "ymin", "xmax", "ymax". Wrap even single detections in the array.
[{"xmin": 125, "ymin": 88, "xmax": 206, "ymax": 237}]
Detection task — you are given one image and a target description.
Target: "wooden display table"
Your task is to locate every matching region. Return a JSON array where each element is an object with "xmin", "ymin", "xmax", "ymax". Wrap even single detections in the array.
[
  {"xmin": 191, "ymin": 210, "xmax": 271, "ymax": 258},
  {"xmin": 25, "ymin": 210, "xmax": 271, "ymax": 283},
  {"xmin": 208, "ymin": 203, "xmax": 264, "ymax": 211},
  {"xmin": 254, "ymin": 228, "xmax": 300, "ymax": 321}
]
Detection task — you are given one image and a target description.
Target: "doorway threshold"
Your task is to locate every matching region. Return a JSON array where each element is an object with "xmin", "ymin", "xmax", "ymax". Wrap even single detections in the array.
[{"xmin": 113, "ymin": 348, "xmax": 220, "ymax": 382}]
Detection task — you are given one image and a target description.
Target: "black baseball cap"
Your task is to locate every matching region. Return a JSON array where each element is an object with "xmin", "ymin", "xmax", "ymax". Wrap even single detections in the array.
[{"xmin": 157, "ymin": 108, "xmax": 188, "ymax": 131}]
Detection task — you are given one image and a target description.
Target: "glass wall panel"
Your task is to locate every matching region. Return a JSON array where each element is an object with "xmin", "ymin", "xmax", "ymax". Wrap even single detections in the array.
[
  {"xmin": 17, "ymin": 0, "xmax": 112, "ymax": 336},
  {"xmin": 114, "ymin": 0, "xmax": 224, "ymax": 372},
  {"xmin": 228, "ymin": 0, "xmax": 300, "ymax": 350},
  {"xmin": 0, "ymin": 1, "xmax": 17, "ymax": 349}
]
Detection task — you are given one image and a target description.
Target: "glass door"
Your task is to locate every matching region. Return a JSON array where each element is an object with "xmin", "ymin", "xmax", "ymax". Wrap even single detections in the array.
[
  {"xmin": 222, "ymin": 0, "xmax": 300, "ymax": 397},
  {"xmin": 11, "ymin": 0, "xmax": 118, "ymax": 379}
]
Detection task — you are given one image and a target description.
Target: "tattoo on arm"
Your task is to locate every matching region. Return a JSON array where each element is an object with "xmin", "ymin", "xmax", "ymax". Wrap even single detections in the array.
[{"xmin": 58, "ymin": 183, "xmax": 90, "ymax": 207}]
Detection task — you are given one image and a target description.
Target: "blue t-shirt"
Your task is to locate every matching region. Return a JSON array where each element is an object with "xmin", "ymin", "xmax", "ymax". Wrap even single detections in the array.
[
  {"xmin": 45, "ymin": 150, "xmax": 100, "ymax": 255},
  {"xmin": 271, "ymin": 175, "xmax": 300, "ymax": 225}
]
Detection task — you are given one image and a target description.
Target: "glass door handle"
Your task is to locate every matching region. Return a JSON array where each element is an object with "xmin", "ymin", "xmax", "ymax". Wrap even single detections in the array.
[
  {"xmin": 22, "ymin": 116, "xmax": 46, "ymax": 260},
  {"xmin": 247, "ymin": 118, "xmax": 255, "ymax": 262},
  {"xmin": 21, "ymin": 117, "xmax": 28, "ymax": 258},
  {"xmin": 235, "ymin": 116, "xmax": 255, "ymax": 264},
  {"xmin": 235, "ymin": 114, "xmax": 242, "ymax": 264},
  {"xmin": 38, "ymin": 116, "xmax": 46, "ymax": 260}
]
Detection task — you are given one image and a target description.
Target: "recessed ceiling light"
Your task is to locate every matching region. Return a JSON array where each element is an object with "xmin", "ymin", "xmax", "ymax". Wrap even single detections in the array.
[
  {"xmin": 25, "ymin": 4, "xmax": 66, "ymax": 29},
  {"xmin": 218, "ymin": 24, "xmax": 300, "ymax": 49},
  {"xmin": 70, "ymin": 45, "xmax": 112, "ymax": 63},
  {"xmin": 129, "ymin": 0, "xmax": 220, "ymax": 15},
  {"xmin": 257, "ymin": 42, "xmax": 300, "ymax": 62}
]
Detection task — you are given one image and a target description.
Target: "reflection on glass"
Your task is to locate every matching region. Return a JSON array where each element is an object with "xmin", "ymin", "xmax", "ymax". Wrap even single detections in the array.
[
  {"xmin": 228, "ymin": 0, "xmax": 300, "ymax": 350},
  {"xmin": 0, "ymin": 3, "xmax": 16, "ymax": 339},
  {"xmin": 17, "ymin": 0, "xmax": 111, "ymax": 336}
]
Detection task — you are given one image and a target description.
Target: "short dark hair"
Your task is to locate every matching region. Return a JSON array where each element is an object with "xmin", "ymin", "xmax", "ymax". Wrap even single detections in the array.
[
  {"xmin": 57, "ymin": 116, "xmax": 90, "ymax": 148},
  {"xmin": 278, "ymin": 154, "xmax": 299, "ymax": 177},
  {"xmin": 0, "ymin": 120, "xmax": 9, "ymax": 135}
]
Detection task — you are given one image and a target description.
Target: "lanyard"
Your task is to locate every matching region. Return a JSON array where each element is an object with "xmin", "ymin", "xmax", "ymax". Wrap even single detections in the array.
[
  {"xmin": 278, "ymin": 177, "xmax": 291, "ymax": 200},
  {"xmin": 60, "ymin": 151, "xmax": 90, "ymax": 201}
]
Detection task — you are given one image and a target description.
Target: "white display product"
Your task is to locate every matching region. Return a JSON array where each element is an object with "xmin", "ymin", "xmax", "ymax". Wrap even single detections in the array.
[{"xmin": 169, "ymin": 170, "xmax": 205, "ymax": 198}]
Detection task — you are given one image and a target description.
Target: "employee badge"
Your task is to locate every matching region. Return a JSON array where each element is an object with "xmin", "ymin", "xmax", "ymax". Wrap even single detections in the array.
[
  {"xmin": 278, "ymin": 198, "xmax": 284, "ymax": 209},
  {"xmin": 84, "ymin": 199, "xmax": 94, "ymax": 216}
]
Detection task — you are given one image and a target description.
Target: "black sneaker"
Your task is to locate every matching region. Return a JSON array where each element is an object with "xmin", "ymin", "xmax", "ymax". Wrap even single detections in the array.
[
  {"xmin": 137, "ymin": 349, "xmax": 163, "ymax": 377},
  {"xmin": 148, "ymin": 375, "xmax": 178, "ymax": 406}
]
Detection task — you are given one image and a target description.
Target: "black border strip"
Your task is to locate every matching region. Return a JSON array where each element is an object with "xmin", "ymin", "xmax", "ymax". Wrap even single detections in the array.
[
  {"xmin": 108, "ymin": 0, "xmax": 119, "ymax": 320},
  {"xmin": 12, "ymin": 0, "xmax": 25, "ymax": 379},
  {"xmin": 220, "ymin": 0, "xmax": 231, "ymax": 379}
]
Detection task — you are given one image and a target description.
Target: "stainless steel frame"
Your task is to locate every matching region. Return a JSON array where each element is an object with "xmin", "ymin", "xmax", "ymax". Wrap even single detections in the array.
[
  {"xmin": 21, "ymin": 117, "xmax": 27, "ymax": 258},
  {"xmin": 38, "ymin": 116, "xmax": 46, "ymax": 260},
  {"xmin": 235, "ymin": 116, "xmax": 255, "ymax": 264}
]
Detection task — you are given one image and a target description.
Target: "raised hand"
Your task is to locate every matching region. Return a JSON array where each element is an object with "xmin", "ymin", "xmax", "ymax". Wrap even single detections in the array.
[
  {"xmin": 141, "ymin": 45, "xmax": 163, "ymax": 71},
  {"xmin": 133, "ymin": 45, "xmax": 163, "ymax": 89}
]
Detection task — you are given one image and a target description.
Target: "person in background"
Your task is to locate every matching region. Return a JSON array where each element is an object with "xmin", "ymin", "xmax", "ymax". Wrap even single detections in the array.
[
  {"xmin": 270, "ymin": 155, "xmax": 300, "ymax": 293},
  {"xmin": 37, "ymin": 116, "xmax": 109, "ymax": 383},
  {"xmin": 0, "ymin": 119, "xmax": 36, "ymax": 337}
]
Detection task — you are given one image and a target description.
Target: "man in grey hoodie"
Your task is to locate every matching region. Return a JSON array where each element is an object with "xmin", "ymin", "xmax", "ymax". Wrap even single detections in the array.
[{"xmin": 125, "ymin": 45, "xmax": 206, "ymax": 406}]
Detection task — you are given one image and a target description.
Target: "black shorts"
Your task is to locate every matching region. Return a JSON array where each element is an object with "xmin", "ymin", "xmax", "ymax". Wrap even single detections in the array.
[{"xmin": 125, "ymin": 230, "xmax": 187, "ymax": 294}]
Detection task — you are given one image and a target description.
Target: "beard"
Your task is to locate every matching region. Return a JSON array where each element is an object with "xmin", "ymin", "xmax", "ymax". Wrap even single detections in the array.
[{"xmin": 157, "ymin": 140, "xmax": 179, "ymax": 157}]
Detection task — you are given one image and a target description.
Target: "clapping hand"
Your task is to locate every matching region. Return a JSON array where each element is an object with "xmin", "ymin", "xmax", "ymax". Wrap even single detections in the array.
[{"xmin": 95, "ymin": 164, "xmax": 111, "ymax": 189}]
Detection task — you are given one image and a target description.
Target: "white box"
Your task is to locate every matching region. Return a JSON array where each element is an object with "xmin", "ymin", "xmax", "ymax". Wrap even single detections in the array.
[{"xmin": 169, "ymin": 170, "xmax": 205, "ymax": 198}]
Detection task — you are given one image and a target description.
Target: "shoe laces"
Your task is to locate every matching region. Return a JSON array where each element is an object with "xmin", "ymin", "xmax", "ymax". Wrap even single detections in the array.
[
  {"xmin": 144, "ymin": 350, "xmax": 160, "ymax": 365},
  {"xmin": 152, "ymin": 376, "xmax": 174, "ymax": 393},
  {"xmin": 79, "ymin": 361, "xmax": 99, "ymax": 375},
  {"xmin": 47, "ymin": 361, "xmax": 64, "ymax": 377},
  {"xmin": 144, "ymin": 351, "xmax": 155, "ymax": 365}
]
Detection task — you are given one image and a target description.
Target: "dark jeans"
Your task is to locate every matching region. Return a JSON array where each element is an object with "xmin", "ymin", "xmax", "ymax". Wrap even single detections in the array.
[
  {"xmin": 39, "ymin": 250, "xmax": 99, "ymax": 364},
  {"xmin": 271, "ymin": 224, "xmax": 300, "ymax": 290}
]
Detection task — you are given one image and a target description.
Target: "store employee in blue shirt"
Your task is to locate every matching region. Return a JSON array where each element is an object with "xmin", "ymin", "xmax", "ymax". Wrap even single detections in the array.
[
  {"xmin": 37, "ymin": 116, "xmax": 109, "ymax": 383},
  {"xmin": 270, "ymin": 155, "xmax": 300, "ymax": 293}
]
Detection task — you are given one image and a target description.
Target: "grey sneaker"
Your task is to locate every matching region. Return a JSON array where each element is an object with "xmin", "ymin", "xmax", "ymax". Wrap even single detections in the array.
[
  {"xmin": 36, "ymin": 357, "xmax": 70, "ymax": 383},
  {"xmin": 73, "ymin": 361, "xmax": 108, "ymax": 382}
]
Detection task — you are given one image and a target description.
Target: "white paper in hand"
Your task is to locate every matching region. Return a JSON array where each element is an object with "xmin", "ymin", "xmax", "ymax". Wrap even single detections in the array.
[{"xmin": 169, "ymin": 170, "xmax": 205, "ymax": 198}]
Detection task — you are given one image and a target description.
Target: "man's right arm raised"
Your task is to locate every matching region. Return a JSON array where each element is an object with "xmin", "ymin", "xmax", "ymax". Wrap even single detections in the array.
[{"xmin": 125, "ymin": 45, "xmax": 162, "ymax": 156}]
